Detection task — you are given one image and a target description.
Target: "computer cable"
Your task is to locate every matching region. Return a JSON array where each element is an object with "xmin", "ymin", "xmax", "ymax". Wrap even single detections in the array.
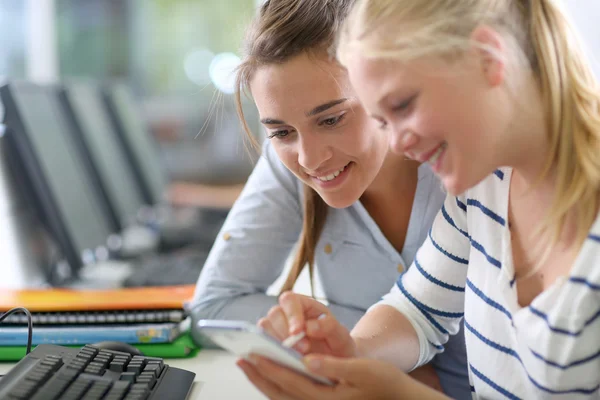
[{"xmin": 0, "ymin": 307, "xmax": 33, "ymax": 355}]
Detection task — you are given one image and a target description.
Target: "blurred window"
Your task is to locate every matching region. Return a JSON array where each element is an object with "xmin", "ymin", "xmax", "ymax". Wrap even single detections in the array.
[{"xmin": 0, "ymin": 0, "xmax": 27, "ymax": 79}]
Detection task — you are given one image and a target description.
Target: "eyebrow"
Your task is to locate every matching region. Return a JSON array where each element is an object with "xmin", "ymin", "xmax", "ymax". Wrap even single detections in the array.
[
  {"xmin": 260, "ymin": 98, "xmax": 348, "ymax": 125},
  {"xmin": 260, "ymin": 118, "xmax": 285, "ymax": 125},
  {"xmin": 306, "ymin": 98, "xmax": 348, "ymax": 117}
]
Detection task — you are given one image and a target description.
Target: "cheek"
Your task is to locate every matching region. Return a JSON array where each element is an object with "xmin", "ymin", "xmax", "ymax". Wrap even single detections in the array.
[
  {"xmin": 416, "ymin": 95, "xmax": 480, "ymax": 148},
  {"xmin": 271, "ymin": 142, "xmax": 299, "ymax": 172},
  {"xmin": 409, "ymin": 108, "xmax": 446, "ymax": 141}
]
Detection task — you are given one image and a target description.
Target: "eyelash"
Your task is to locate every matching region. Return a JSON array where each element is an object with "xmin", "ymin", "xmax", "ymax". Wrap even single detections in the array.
[
  {"xmin": 392, "ymin": 94, "xmax": 417, "ymax": 114},
  {"xmin": 378, "ymin": 94, "xmax": 418, "ymax": 130},
  {"xmin": 267, "ymin": 113, "xmax": 347, "ymax": 139},
  {"xmin": 319, "ymin": 112, "xmax": 346, "ymax": 128},
  {"xmin": 268, "ymin": 129, "xmax": 292, "ymax": 139}
]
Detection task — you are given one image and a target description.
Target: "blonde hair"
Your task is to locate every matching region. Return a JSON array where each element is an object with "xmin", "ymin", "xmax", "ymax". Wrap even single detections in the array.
[
  {"xmin": 338, "ymin": 0, "xmax": 600, "ymax": 257},
  {"xmin": 235, "ymin": 0, "xmax": 354, "ymax": 294}
]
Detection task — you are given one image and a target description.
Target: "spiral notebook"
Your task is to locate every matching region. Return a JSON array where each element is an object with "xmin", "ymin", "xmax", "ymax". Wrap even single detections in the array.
[{"xmin": 0, "ymin": 285, "xmax": 195, "ymax": 326}]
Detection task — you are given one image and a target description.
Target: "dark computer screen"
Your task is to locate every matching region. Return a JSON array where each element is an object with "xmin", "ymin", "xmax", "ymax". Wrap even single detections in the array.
[
  {"xmin": 0, "ymin": 82, "xmax": 117, "ymax": 274},
  {"xmin": 103, "ymin": 83, "xmax": 167, "ymax": 206},
  {"xmin": 60, "ymin": 82, "xmax": 145, "ymax": 229}
]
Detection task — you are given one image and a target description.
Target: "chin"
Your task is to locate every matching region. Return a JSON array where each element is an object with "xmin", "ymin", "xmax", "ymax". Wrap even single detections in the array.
[
  {"xmin": 442, "ymin": 180, "xmax": 467, "ymax": 197},
  {"xmin": 318, "ymin": 191, "xmax": 359, "ymax": 209},
  {"xmin": 442, "ymin": 168, "xmax": 492, "ymax": 197}
]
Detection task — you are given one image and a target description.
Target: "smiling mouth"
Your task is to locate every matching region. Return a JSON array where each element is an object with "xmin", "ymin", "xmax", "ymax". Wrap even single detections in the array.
[
  {"xmin": 311, "ymin": 163, "xmax": 351, "ymax": 182},
  {"xmin": 427, "ymin": 142, "xmax": 447, "ymax": 164}
]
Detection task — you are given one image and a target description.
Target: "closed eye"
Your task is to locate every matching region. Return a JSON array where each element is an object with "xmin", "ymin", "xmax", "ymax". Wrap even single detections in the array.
[
  {"xmin": 392, "ymin": 93, "xmax": 418, "ymax": 114},
  {"xmin": 318, "ymin": 112, "xmax": 347, "ymax": 128},
  {"xmin": 267, "ymin": 129, "xmax": 294, "ymax": 139}
]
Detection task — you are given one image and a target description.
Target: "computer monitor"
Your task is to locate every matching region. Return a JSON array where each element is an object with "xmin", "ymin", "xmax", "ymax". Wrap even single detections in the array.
[
  {"xmin": 59, "ymin": 81, "xmax": 146, "ymax": 231},
  {"xmin": 103, "ymin": 83, "xmax": 167, "ymax": 206},
  {"xmin": 0, "ymin": 81, "xmax": 119, "ymax": 280}
]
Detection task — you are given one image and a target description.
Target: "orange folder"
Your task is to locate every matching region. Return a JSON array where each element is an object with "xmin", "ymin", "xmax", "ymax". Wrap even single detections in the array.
[{"xmin": 0, "ymin": 285, "xmax": 196, "ymax": 312}]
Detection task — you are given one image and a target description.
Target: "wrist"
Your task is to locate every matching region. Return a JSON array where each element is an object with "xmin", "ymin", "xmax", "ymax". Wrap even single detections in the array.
[{"xmin": 350, "ymin": 336, "xmax": 367, "ymax": 358}]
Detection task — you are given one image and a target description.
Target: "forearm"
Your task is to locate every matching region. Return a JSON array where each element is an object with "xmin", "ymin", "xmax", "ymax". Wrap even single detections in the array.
[
  {"xmin": 191, "ymin": 292, "xmax": 279, "ymax": 322},
  {"xmin": 393, "ymin": 372, "xmax": 450, "ymax": 400},
  {"xmin": 409, "ymin": 364, "xmax": 443, "ymax": 394},
  {"xmin": 190, "ymin": 293, "xmax": 279, "ymax": 347},
  {"xmin": 351, "ymin": 304, "xmax": 421, "ymax": 372},
  {"xmin": 329, "ymin": 302, "xmax": 442, "ymax": 392}
]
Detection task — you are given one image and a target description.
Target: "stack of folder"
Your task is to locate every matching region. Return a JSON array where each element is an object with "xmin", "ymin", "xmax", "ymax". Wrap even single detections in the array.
[{"xmin": 0, "ymin": 285, "xmax": 199, "ymax": 361}]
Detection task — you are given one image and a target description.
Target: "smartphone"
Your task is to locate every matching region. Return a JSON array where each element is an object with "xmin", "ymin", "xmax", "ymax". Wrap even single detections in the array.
[{"xmin": 197, "ymin": 319, "xmax": 334, "ymax": 386}]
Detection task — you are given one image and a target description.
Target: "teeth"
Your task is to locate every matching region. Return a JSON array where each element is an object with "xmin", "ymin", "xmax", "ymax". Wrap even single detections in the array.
[
  {"xmin": 428, "ymin": 143, "xmax": 447, "ymax": 164},
  {"xmin": 317, "ymin": 164, "xmax": 348, "ymax": 182}
]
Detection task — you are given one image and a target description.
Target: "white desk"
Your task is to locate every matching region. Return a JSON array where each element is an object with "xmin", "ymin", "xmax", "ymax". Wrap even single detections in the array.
[{"xmin": 0, "ymin": 349, "xmax": 267, "ymax": 400}]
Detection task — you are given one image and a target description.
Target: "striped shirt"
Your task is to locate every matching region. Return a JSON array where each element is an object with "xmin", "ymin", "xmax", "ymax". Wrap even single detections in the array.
[{"xmin": 377, "ymin": 167, "xmax": 600, "ymax": 399}]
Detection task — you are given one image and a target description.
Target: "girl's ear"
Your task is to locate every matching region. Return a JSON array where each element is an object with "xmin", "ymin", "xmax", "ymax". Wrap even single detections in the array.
[{"xmin": 470, "ymin": 25, "xmax": 506, "ymax": 87}]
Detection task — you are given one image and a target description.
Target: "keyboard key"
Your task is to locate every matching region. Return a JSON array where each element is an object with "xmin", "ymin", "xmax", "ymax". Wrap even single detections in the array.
[
  {"xmin": 29, "ymin": 373, "xmax": 75, "ymax": 400},
  {"xmin": 81, "ymin": 345, "xmax": 99, "ymax": 354},
  {"xmin": 140, "ymin": 357, "xmax": 162, "ymax": 362},
  {"xmin": 66, "ymin": 362, "xmax": 86, "ymax": 373},
  {"xmin": 143, "ymin": 363, "xmax": 162, "ymax": 378},
  {"xmin": 79, "ymin": 348, "xmax": 95, "ymax": 356},
  {"xmin": 124, "ymin": 383, "xmax": 150, "ymax": 400},
  {"xmin": 82, "ymin": 381, "xmax": 112, "ymax": 400},
  {"xmin": 136, "ymin": 371, "xmax": 156, "ymax": 389},
  {"xmin": 125, "ymin": 364, "xmax": 143, "ymax": 375},
  {"xmin": 120, "ymin": 372, "xmax": 137, "ymax": 383},
  {"xmin": 93, "ymin": 356, "xmax": 111, "ymax": 366},
  {"xmin": 112, "ymin": 381, "xmax": 131, "ymax": 391},
  {"xmin": 104, "ymin": 381, "xmax": 130, "ymax": 400},
  {"xmin": 106, "ymin": 349, "xmax": 133, "ymax": 358},
  {"xmin": 109, "ymin": 361, "xmax": 126, "ymax": 373},
  {"xmin": 145, "ymin": 361, "xmax": 164, "ymax": 377},
  {"xmin": 76, "ymin": 352, "xmax": 94, "ymax": 362},
  {"xmin": 25, "ymin": 369, "xmax": 51, "ymax": 384},
  {"xmin": 61, "ymin": 376, "xmax": 92, "ymax": 399},
  {"xmin": 89, "ymin": 361, "xmax": 106, "ymax": 368},
  {"xmin": 57, "ymin": 368, "xmax": 80, "ymax": 381},
  {"xmin": 8, "ymin": 382, "xmax": 36, "ymax": 399},
  {"xmin": 123, "ymin": 394, "xmax": 148, "ymax": 400},
  {"xmin": 41, "ymin": 356, "xmax": 64, "ymax": 369},
  {"xmin": 98, "ymin": 350, "xmax": 115, "ymax": 359},
  {"xmin": 84, "ymin": 367, "xmax": 103, "ymax": 376}
]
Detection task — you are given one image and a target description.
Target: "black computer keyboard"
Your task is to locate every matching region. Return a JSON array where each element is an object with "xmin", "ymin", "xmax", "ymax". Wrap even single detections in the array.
[{"xmin": 0, "ymin": 344, "xmax": 195, "ymax": 400}]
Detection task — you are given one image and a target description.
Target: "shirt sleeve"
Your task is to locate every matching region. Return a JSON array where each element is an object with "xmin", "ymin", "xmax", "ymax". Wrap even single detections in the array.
[
  {"xmin": 373, "ymin": 193, "xmax": 471, "ymax": 369},
  {"xmin": 188, "ymin": 140, "xmax": 303, "ymax": 344}
]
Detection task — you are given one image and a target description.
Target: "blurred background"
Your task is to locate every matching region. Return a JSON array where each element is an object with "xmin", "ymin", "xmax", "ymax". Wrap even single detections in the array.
[
  {"xmin": 0, "ymin": 0, "xmax": 268, "ymax": 290},
  {"xmin": 0, "ymin": 0, "xmax": 598, "ymax": 188},
  {"xmin": 0, "ymin": 0, "xmax": 597, "ymax": 291},
  {"xmin": 0, "ymin": 0, "xmax": 262, "ymax": 186}
]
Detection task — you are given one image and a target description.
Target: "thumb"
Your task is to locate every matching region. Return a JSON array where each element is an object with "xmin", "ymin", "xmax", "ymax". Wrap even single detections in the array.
[{"xmin": 304, "ymin": 355, "xmax": 366, "ymax": 383}]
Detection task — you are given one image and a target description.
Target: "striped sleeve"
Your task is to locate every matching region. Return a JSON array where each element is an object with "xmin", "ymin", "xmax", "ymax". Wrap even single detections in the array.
[{"xmin": 375, "ymin": 193, "xmax": 471, "ymax": 369}]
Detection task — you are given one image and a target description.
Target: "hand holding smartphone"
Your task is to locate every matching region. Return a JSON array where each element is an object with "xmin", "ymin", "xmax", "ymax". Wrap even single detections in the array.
[{"xmin": 197, "ymin": 319, "xmax": 334, "ymax": 386}]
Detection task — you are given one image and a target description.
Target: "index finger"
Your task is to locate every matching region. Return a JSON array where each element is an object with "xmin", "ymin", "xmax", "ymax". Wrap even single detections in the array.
[{"xmin": 279, "ymin": 292, "xmax": 331, "ymax": 334}]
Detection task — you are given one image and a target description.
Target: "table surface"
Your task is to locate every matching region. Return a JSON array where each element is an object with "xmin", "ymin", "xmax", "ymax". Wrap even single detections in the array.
[{"xmin": 0, "ymin": 349, "xmax": 267, "ymax": 400}]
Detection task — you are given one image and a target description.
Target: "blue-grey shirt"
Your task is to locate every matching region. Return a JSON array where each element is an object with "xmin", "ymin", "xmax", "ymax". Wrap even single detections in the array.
[{"xmin": 189, "ymin": 140, "xmax": 469, "ymax": 399}]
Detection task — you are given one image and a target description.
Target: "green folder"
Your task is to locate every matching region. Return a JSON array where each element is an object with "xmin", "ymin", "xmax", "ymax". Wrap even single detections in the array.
[{"xmin": 0, "ymin": 332, "xmax": 200, "ymax": 362}]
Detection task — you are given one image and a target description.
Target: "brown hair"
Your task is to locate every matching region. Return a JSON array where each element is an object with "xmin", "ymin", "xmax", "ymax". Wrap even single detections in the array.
[
  {"xmin": 235, "ymin": 0, "xmax": 354, "ymax": 294},
  {"xmin": 338, "ymin": 0, "xmax": 600, "ymax": 263}
]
